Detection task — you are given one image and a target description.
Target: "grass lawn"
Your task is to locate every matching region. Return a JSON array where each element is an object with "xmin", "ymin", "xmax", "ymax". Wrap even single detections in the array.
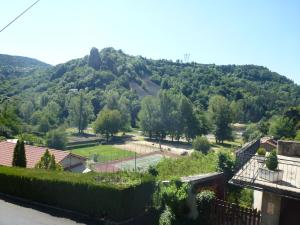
[
  {"xmin": 210, "ymin": 139, "xmax": 243, "ymax": 152},
  {"xmin": 71, "ymin": 145, "xmax": 136, "ymax": 162}
]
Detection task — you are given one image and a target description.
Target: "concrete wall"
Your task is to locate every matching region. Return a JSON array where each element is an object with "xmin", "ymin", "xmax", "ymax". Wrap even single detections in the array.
[
  {"xmin": 277, "ymin": 140, "xmax": 300, "ymax": 157},
  {"xmin": 261, "ymin": 191, "xmax": 281, "ymax": 225},
  {"xmin": 253, "ymin": 190, "xmax": 263, "ymax": 210}
]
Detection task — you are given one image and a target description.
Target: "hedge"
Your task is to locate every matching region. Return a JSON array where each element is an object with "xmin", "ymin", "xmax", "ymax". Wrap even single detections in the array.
[{"xmin": 0, "ymin": 166, "xmax": 155, "ymax": 221}]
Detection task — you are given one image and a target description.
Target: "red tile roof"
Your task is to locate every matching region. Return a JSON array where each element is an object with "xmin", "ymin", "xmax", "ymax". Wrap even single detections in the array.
[{"xmin": 0, "ymin": 141, "xmax": 71, "ymax": 168}]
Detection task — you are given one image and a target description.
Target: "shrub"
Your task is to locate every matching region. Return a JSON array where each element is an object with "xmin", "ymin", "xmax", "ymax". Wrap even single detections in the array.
[
  {"xmin": 217, "ymin": 151, "xmax": 235, "ymax": 181},
  {"xmin": 0, "ymin": 167, "xmax": 155, "ymax": 221},
  {"xmin": 266, "ymin": 150, "xmax": 278, "ymax": 171},
  {"xmin": 192, "ymin": 136, "xmax": 211, "ymax": 154},
  {"xmin": 148, "ymin": 165, "xmax": 159, "ymax": 177},
  {"xmin": 46, "ymin": 129, "xmax": 67, "ymax": 150},
  {"xmin": 161, "ymin": 180, "xmax": 190, "ymax": 216},
  {"xmin": 196, "ymin": 190, "xmax": 216, "ymax": 225},
  {"xmin": 159, "ymin": 206, "xmax": 175, "ymax": 225},
  {"xmin": 257, "ymin": 148, "xmax": 266, "ymax": 156}
]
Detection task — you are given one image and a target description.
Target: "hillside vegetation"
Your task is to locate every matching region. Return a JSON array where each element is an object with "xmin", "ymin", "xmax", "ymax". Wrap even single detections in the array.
[{"xmin": 0, "ymin": 47, "xmax": 299, "ymax": 139}]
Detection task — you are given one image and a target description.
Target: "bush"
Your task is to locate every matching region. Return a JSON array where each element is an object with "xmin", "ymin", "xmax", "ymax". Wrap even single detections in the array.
[
  {"xmin": 196, "ymin": 190, "xmax": 216, "ymax": 225},
  {"xmin": 46, "ymin": 129, "xmax": 67, "ymax": 150},
  {"xmin": 256, "ymin": 148, "xmax": 266, "ymax": 156},
  {"xmin": 192, "ymin": 136, "xmax": 211, "ymax": 154},
  {"xmin": 217, "ymin": 151, "xmax": 235, "ymax": 181},
  {"xmin": 266, "ymin": 150, "xmax": 278, "ymax": 171},
  {"xmin": 148, "ymin": 165, "xmax": 159, "ymax": 177},
  {"xmin": 0, "ymin": 167, "xmax": 155, "ymax": 221},
  {"xmin": 159, "ymin": 206, "xmax": 175, "ymax": 225},
  {"xmin": 161, "ymin": 180, "xmax": 190, "ymax": 216}
]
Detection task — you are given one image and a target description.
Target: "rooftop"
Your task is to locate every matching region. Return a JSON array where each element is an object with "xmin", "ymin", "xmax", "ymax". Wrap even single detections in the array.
[{"xmin": 0, "ymin": 141, "xmax": 85, "ymax": 168}]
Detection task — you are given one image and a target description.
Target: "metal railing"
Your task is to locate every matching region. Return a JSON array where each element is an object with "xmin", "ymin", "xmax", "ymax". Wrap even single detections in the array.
[{"xmin": 233, "ymin": 153, "xmax": 300, "ymax": 191}]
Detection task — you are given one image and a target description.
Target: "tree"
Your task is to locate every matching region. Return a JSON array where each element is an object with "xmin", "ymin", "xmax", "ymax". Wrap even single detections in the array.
[
  {"xmin": 178, "ymin": 96, "xmax": 200, "ymax": 142},
  {"xmin": 242, "ymin": 124, "xmax": 262, "ymax": 142},
  {"xmin": 138, "ymin": 96, "xmax": 162, "ymax": 139},
  {"xmin": 12, "ymin": 140, "xmax": 26, "ymax": 167},
  {"xmin": 68, "ymin": 92, "xmax": 93, "ymax": 134},
  {"xmin": 209, "ymin": 95, "xmax": 233, "ymax": 143},
  {"xmin": 192, "ymin": 136, "xmax": 211, "ymax": 154},
  {"xmin": 93, "ymin": 109, "xmax": 122, "ymax": 142},
  {"xmin": 269, "ymin": 116, "xmax": 296, "ymax": 139},
  {"xmin": 35, "ymin": 149, "xmax": 62, "ymax": 171},
  {"xmin": 45, "ymin": 129, "xmax": 67, "ymax": 150}
]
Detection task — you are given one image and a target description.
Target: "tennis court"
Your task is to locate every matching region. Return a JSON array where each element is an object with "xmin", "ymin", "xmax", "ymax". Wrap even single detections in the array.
[
  {"xmin": 93, "ymin": 152, "xmax": 164, "ymax": 172},
  {"xmin": 115, "ymin": 153, "xmax": 164, "ymax": 171}
]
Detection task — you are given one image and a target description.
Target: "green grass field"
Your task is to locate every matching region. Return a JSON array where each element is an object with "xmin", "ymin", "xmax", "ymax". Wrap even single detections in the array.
[{"xmin": 71, "ymin": 145, "xmax": 136, "ymax": 163}]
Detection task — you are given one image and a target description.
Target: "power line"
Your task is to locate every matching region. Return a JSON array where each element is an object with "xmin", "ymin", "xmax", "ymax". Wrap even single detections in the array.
[{"xmin": 0, "ymin": 0, "xmax": 40, "ymax": 33}]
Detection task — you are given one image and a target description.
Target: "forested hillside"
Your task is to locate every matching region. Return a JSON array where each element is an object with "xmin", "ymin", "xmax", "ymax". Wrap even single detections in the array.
[{"xmin": 0, "ymin": 47, "xmax": 299, "ymax": 139}]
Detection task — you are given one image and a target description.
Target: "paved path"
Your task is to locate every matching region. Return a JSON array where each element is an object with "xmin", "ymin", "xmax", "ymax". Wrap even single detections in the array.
[{"xmin": 0, "ymin": 197, "xmax": 96, "ymax": 225}]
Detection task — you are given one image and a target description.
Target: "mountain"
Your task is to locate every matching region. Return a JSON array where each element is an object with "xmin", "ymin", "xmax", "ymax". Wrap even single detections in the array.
[
  {"xmin": 0, "ymin": 54, "xmax": 51, "ymax": 79},
  {"xmin": 0, "ymin": 47, "xmax": 299, "ymax": 123},
  {"xmin": 0, "ymin": 54, "xmax": 51, "ymax": 68}
]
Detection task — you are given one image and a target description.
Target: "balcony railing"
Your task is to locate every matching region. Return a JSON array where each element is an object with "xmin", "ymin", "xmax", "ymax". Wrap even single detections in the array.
[{"xmin": 232, "ymin": 153, "xmax": 300, "ymax": 198}]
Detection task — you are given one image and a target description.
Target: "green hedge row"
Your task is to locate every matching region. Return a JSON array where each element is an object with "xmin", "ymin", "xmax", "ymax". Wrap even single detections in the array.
[{"xmin": 0, "ymin": 166, "xmax": 155, "ymax": 221}]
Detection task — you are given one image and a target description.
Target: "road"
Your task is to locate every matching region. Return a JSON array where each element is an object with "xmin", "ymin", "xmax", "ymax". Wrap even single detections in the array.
[{"xmin": 0, "ymin": 197, "xmax": 97, "ymax": 225}]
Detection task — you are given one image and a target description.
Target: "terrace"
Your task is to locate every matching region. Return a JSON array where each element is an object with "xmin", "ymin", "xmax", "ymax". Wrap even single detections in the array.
[{"xmin": 231, "ymin": 154, "xmax": 300, "ymax": 198}]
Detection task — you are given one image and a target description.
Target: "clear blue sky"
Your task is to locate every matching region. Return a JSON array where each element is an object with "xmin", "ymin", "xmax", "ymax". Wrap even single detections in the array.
[{"xmin": 0, "ymin": 0, "xmax": 299, "ymax": 83}]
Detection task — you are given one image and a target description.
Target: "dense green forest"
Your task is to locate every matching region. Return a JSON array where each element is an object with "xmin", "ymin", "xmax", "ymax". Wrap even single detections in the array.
[{"xmin": 0, "ymin": 47, "xmax": 299, "ymax": 142}]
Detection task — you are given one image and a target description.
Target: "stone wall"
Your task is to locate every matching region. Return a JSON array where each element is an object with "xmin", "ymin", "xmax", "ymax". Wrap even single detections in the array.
[{"xmin": 277, "ymin": 140, "xmax": 300, "ymax": 157}]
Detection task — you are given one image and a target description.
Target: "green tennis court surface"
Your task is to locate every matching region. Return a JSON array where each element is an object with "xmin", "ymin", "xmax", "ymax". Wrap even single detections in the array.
[{"xmin": 114, "ymin": 153, "xmax": 164, "ymax": 171}]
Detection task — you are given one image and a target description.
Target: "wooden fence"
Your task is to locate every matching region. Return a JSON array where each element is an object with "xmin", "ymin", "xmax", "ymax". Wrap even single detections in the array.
[{"xmin": 210, "ymin": 199, "xmax": 261, "ymax": 225}]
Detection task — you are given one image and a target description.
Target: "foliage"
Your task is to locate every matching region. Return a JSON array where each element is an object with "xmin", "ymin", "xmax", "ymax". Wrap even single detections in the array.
[
  {"xmin": 93, "ymin": 108, "xmax": 122, "ymax": 142},
  {"xmin": 196, "ymin": 190, "xmax": 216, "ymax": 225},
  {"xmin": 257, "ymin": 147, "xmax": 266, "ymax": 156},
  {"xmin": 45, "ymin": 129, "xmax": 67, "ymax": 150},
  {"xmin": 18, "ymin": 133, "xmax": 45, "ymax": 146},
  {"xmin": 1, "ymin": 48, "xmax": 300, "ymax": 139},
  {"xmin": 269, "ymin": 116, "xmax": 296, "ymax": 139},
  {"xmin": 209, "ymin": 95, "xmax": 233, "ymax": 143},
  {"xmin": 139, "ymin": 90, "xmax": 208, "ymax": 143},
  {"xmin": 68, "ymin": 92, "xmax": 94, "ymax": 133},
  {"xmin": 148, "ymin": 165, "xmax": 159, "ymax": 177},
  {"xmin": 0, "ymin": 166, "xmax": 155, "ymax": 221},
  {"xmin": 160, "ymin": 180, "xmax": 190, "ymax": 216},
  {"xmin": 266, "ymin": 150, "xmax": 278, "ymax": 171},
  {"xmin": 192, "ymin": 136, "xmax": 211, "ymax": 154},
  {"xmin": 156, "ymin": 152, "xmax": 218, "ymax": 180},
  {"xmin": 217, "ymin": 151, "xmax": 235, "ymax": 181},
  {"xmin": 35, "ymin": 149, "xmax": 63, "ymax": 171},
  {"xmin": 239, "ymin": 188, "xmax": 253, "ymax": 208},
  {"xmin": 226, "ymin": 186, "xmax": 253, "ymax": 208},
  {"xmin": 12, "ymin": 140, "xmax": 27, "ymax": 167},
  {"xmin": 242, "ymin": 124, "xmax": 262, "ymax": 142},
  {"xmin": 295, "ymin": 130, "xmax": 300, "ymax": 141},
  {"xmin": 0, "ymin": 101, "xmax": 21, "ymax": 137},
  {"xmin": 159, "ymin": 206, "xmax": 176, "ymax": 225}
]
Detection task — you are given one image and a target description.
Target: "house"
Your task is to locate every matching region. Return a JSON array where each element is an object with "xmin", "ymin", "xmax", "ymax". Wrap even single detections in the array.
[
  {"xmin": 260, "ymin": 137, "xmax": 277, "ymax": 152},
  {"xmin": 230, "ymin": 139, "xmax": 300, "ymax": 225},
  {"xmin": 0, "ymin": 140, "xmax": 89, "ymax": 173}
]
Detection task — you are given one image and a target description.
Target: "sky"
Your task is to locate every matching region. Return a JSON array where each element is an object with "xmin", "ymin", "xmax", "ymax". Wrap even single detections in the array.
[{"xmin": 0, "ymin": 0, "xmax": 299, "ymax": 84}]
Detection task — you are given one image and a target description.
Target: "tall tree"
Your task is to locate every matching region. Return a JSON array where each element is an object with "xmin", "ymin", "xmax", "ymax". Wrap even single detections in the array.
[
  {"xmin": 68, "ymin": 92, "xmax": 93, "ymax": 133},
  {"xmin": 12, "ymin": 140, "xmax": 26, "ymax": 167},
  {"xmin": 209, "ymin": 95, "xmax": 233, "ymax": 144}
]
